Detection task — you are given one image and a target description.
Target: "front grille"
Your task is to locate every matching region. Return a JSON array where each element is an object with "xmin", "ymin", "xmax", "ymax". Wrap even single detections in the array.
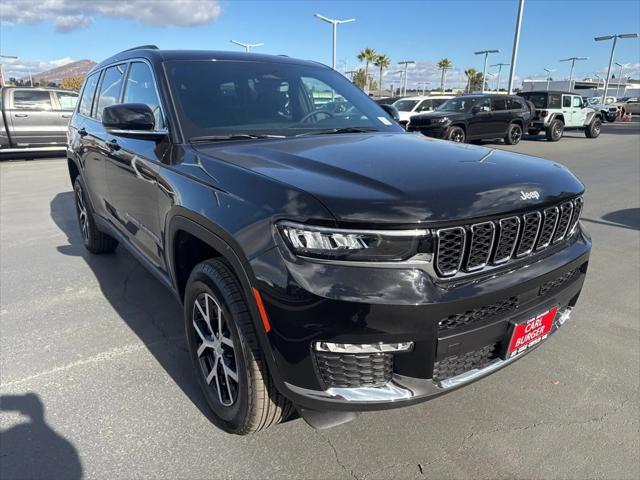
[
  {"xmin": 432, "ymin": 344, "xmax": 499, "ymax": 382},
  {"xmin": 315, "ymin": 352, "xmax": 393, "ymax": 388},
  {"xmin": 539, "ymin": 268, "xmax": 580, "ymax": 296},
  {"xmin": 434, "ymin": 196, "xmax": 583, "ymax": 278},
  {"xmin": 438, "ymin": 296, "xmax": 519, "ymax": 331}
]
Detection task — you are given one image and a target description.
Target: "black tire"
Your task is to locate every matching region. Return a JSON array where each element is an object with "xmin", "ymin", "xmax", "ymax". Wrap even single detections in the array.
[
  {"xmin": 504, "ymin": 123, "xmax": 523, "ymax": 145},
  {"xmin": 447, "ymin": 126, "xmax": 466, "ymax": 143},
  {"xmin": 184, "ymin": 259, "xmax": 293, "ymax": 434},
  {"xmin": 73, "ymin": 177, "xmax": 118, "ymax": 254},
  {"xmin": 545, "ymin": 119, "xmax": 564, "ymax": 142},
  {"xmin": 585, "ymin": 118, "xmax": 602, "ymax": 138},
  {"xmin": 528, "ymin": 128, "xmax": 540, "ymax": 136}
]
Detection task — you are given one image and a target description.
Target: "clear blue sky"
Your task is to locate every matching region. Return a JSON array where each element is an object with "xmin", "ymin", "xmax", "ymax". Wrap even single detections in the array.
[{"xmin": 1, "ymin": 0, "xmax": 639, "ymax": 88}]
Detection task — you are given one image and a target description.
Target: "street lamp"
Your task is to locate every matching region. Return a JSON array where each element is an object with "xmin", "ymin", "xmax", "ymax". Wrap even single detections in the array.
[
  {"xmin": 390, "ymin": 70, "xmax": 404, "ymax": 96},
  {"xmin": 543, "ymin": 68, "xmax": 556, "ymax": 91},
  {"xmin": 490, "ymin": 62, "xmax": 510, "ymax": 92},
  {"xmin": 485, "ymin": 72, "xmax": 496, "ymax": 92},
  {"xmin": 594, "ymin": 33, "xmax": 639, "ymax": 104},
  {"xmin": 592, "ymin": 73, "xmax": 603, "ymax": 90},
  {"xmin": 230, "ymin": 40, "xmax": 264, "ymax": 52},
  {"xmin": 474, "ymin": 49, "xmax": 500, "ymax": 93},
  {"xmin": 419, "ymin": 81, "xmax": 430, "ymax": 95},
  {"xmin": 397, "ymin": 60, "xmax": 415, "ymax": 96},
  {"xmin": 314, "ymin": 14, "xmax": 355, "ymax": 70},
  {"xmin": 614, "ymin": 62, "xmax": 628, "ymax": 98},
  {"xmin": 559, "ymin": 56, "xmax": 588, "ymax": 91},
  {"xmin": 507, "ymin": 0, "xmax": 525, "ymax": 94},
  {"xmin": 0, "ymin": 54, "xmax": 18, "ymax": 87}
]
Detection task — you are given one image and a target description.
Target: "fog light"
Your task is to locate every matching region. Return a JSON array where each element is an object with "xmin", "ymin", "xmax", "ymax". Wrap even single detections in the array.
[{"xmin": 314, "ymin": 341, "xmax": 414, "ymax": 354}]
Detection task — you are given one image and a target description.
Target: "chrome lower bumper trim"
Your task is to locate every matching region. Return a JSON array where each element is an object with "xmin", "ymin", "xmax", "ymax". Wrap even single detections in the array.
[{"xmin": 286, "ymin": 307, "xmax": 573, "ymax": 405}]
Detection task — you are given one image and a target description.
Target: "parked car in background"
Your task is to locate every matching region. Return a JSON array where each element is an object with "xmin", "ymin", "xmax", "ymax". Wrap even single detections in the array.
[
  {"xmin": 374, "ymin": 96, "xmax": 403, "ymax": 105},
  {"xmin": 0, "ymin": 87, "xmax": 79, "ymax": 153},
  {"xmin": 68, "ymin": 46, "xmax": 590, "ymax": 435},
  {"xmin": 583, "ymin": 96, "xmax": 618, "ymax": 122},
  {"xmin": 392, "ymin": 95, "xmax": 453, "ymax": 127},
  {"xmin": 613, "ymin": 97, "xmax": 640, "ymax": 115},
  {"xmin": 407, "ymin": 93, "xmax": 532, "ymax": 145},
  {"xmin": 519, "ymin": 91, "xmax": 602, "ymax": 141}
]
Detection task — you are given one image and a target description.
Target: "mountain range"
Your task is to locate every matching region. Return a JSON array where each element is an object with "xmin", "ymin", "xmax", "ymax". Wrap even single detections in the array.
[{"xmin": 28, "ymin": 59, "xmax": 96, "ymax": 83}]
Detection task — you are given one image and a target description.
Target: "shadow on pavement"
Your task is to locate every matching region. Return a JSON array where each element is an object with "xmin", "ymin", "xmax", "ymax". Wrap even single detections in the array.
[
  {"xmin": 0, "ymin": 393, "xmax": 82, "ymax": 479},
  {"xmin": 582, "ymin": 208, "xmax": 640, "ymax": 231},
  {"xmin": 49, "ymin": 191, "xmax": 215, "ymax": 423}
]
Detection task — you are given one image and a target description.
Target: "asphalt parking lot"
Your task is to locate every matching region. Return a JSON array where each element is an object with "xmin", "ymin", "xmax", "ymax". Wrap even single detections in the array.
[{"xmin": 1, "ymin": 122, "xmax": 639, "ymax": 479}]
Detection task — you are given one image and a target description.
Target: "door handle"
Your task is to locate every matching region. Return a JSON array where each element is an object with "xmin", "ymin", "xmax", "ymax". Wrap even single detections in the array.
[
  {"xmin": 62, "ymin": 114, "xmax": 72, "ymax": 118},
  {"xmin": 78, "ymin": 128, "xmax": 88, "ymax": 137},
  {"xmin": 107, "ymin": 138, "xmax": 120, "ymax": 151},
  {"xmin": 14, "ymin": 113, "xmax": 28, "ymax": 117}
]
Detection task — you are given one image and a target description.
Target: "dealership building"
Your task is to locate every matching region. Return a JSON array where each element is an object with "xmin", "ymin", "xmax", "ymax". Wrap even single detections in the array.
[{"xmin": 521, "ymin": 78, "xmax": 640, "ymax": 99}]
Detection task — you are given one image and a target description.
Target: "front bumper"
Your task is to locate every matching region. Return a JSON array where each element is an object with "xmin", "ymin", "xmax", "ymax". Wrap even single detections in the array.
[
  {"xmin": 408, "ymin": 123, "xmax": 449, "ymax": 139},
  {"xmin": 249, "ymin": 228, "xmax": 591, "ymax": 412}
]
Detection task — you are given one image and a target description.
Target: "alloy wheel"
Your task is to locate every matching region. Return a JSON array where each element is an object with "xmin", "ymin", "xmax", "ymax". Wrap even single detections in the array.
[
  {"xmin": 192, "ymin": 292, "xmax": 239, "ymax": 407},
  {"xmin": 450, "ymin": 129, "xmax": 464, "ymax": 143},
  {"xmin": 510, "ymin": 126, "xmax": 522, "ymax": 143},
  {"xmin": 553, "ymin": 122, "xmax": 563, "ymax": 139},
  {"xmin": 75, "ymin": 185, "xmax": 89, "ymax": 241}
]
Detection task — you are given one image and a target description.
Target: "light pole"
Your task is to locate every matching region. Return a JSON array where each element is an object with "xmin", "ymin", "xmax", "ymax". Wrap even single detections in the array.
[
  {"xmin": 314, "ymin": 14, "xmax": 355, "ymax": 70},
  {"xmin": 398, "ymin": 60, "xmax": 415, "ymax": 96},
  {"xmin": 390, "ymin": 70, "xmax": 403, "ymax": 96},
  {"xmin": 614, "ymin": 62, "xmax": 628, "ymax": 98},
  {"xmin": 543, "ymin": 68, "xmax": 556, "ymax": 91},
  {"xmin": 592, "ymin": 73, "xmax": 603, "ymax": 91},
  {"xmin": 507, "ymin": 0, "xmax": 525, "ymax": 94},
  {"xmin": 474, "ymin": 49, "xmax": 500, "ymax": 93},
  {"xmin": 595, "ymin": 33, "xmax": 639, "ymax": 104},
  {"xmin": 0, "ymin": 54, "xmax": 18, "ymax": 87},
  {"xmin": 419, "ymin": 81, "xmax": 430, "ymax": 95},
  {"xmin": 560, "ymin": 56, "xmax": 588, "ymax": 91},
  {"xmin": 230, "ymin": 40, "xmax": 264, "ymax": 52},
  {"xmin": 491, "ymin": 62, "xmax": 510, "ymax": 92},
  {"xmin": 485, "ymin": 72, "xmax": 496, "ymax": 92}
]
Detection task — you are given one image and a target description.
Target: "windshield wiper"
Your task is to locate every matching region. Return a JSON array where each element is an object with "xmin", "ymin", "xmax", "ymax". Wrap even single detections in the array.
[
  {"xmin": 189, "ymin": 133, "xmax": 286, "ymax": 143},
  {"xmin": 294, "ymin": 127, "xmax": 379, "ymax": 137}
]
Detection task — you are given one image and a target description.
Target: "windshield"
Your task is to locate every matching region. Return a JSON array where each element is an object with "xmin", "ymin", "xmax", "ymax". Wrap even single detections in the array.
[
  {"xmin": 164, "ymin": 60, "xmax": 402, "ymax": 140},
  {"xmin": 435, "ymin": 96, "xmax": 482, "ymax": 112},
  {"xmin": 392, "ymin": 99, "xmax": 419, "ymax": 112}
]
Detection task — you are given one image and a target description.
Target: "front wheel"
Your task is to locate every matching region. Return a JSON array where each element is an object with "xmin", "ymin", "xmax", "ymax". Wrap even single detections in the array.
[
  {"xmin": 184, "ymin": 259, "xmax": 293, "ymax": 434},
  {"xmin": 447, "ymin": 126, "xmax": 466, "ymax": 143},
  {"xmin": 585, "ymin": 118, "xmax": 602, "ymax": 138},
  {"xmin": 545, "ymin": 119, "xmax": 564, "ymax": 142},
  {"xmin": 504, "ymin": 123, "xmax": 522, "ymax": 145}
]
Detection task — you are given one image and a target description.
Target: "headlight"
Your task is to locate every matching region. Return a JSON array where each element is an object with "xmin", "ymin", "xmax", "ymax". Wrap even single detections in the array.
[
  {"xmin": 277, "ymin": 221, "xmax": 431, "ymax": 262},
  {"xmin": 437, "ymin": 116, "xmax": 450, "ymax": 124}
]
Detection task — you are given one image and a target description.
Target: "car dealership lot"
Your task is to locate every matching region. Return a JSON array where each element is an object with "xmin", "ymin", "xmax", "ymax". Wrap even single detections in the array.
[{"xmin": 1, "ymin": 123, "xmax": 638, "ymax": 479}]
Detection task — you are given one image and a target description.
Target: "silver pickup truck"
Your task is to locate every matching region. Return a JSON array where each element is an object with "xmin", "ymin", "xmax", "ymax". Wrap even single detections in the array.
[{"xmin": 0, "ymin": 87, "xmax": 78, "ymax": 153}]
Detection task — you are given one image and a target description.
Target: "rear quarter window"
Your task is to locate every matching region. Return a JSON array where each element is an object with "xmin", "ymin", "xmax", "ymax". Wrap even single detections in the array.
[{"xmin": 78, "ymin": 73, "xmax": 100, "ymax": 117}]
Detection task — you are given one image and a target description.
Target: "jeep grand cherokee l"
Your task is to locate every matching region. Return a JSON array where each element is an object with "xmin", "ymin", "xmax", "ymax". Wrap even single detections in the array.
[{"xmin": 67, "ymin": 46, "xmax": 591, "ymax": 434}]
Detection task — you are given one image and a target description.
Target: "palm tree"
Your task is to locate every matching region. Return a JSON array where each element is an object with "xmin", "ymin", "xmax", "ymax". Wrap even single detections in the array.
[
  {"xmin": 437, "ymin": 58, "xmax": 453, "ymax": 91},
  {"xmin": 357, "ymin": 47, "xmax": 377, "ymax": 92},
  {"xmin": 374, "ymin": 53, "xmax": 391, "ymax": 97},
  {"xmin": 464, "ymin": 68, "xmax": 478, "ymax": 93}
]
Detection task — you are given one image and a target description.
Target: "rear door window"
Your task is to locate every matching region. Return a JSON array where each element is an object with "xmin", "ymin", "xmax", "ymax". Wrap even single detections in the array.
[
  {"xmin": 95, "ymin": 64, "xmax": 126, "ymax": 120},
  {"xmin": 562, "ymin": 96, "xmax": 572, "ymax": 108},
  {"xmin": 78, "ymin": 73, "xmax": 100, "ymax": 117},
  {"xmin": 548, "ymin": 94, "xmax": 561, "ymax": 109},
  {"xmin": 12, "ymin": 90, "xmax": 53, "ymax": 110},
  {"xmin": 507, "ymin": 97, "xmax": 525, "ymax": 110},
  {"xmin": 491, "ymin": 97, "xmax": 507, "ymax": 111}
]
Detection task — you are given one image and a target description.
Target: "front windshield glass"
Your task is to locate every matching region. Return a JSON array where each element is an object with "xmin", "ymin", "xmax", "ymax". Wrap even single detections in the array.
[
  {"xmin": 435, "ymin": 96, "xmax": 482, "ymax": 112},
  {"xmin": 164, "ymin": 60, "xmax": 402, "ymax": 140},
  {"xmin": 392, "ymin": 99, "xmax": 419, "ymax": 111}
]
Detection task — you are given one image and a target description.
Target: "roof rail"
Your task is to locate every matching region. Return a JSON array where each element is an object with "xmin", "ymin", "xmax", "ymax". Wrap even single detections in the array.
[{"xmin": 120, "ymin": 45, "xmax": 159, "ymax": 53}]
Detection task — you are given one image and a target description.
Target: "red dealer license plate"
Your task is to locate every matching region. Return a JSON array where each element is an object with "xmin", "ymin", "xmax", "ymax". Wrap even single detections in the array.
[{"xmin": 506, "ymin": 306, "xmax": 558, "ymax": 359}]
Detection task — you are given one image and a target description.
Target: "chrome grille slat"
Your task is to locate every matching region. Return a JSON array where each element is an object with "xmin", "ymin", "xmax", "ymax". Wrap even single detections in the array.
[{"xmin": 433, "ymin": 197, "xmax": 583, "ymax": 279}]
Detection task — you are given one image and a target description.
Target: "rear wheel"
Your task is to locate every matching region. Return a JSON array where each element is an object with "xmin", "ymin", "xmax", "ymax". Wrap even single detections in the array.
[
  {"xmin": 585, "ymin": 118, "xmax": 601, "ymax": 138},
  {"xmin": 504, "ymin": 123, "xmax": 522, "ymax": 145},
  {"xmin": 73, "ymin": 177, "xmax": 118, "ymax": 254},
  {"xmin": 184, "ymin": 259, "xmax": 293, "ymax": 434},
  {"xmin": 545, "ymin": 119, "xmax": 564, "ymax": 142},
  {"xmin": 447, "ymin": 126, "xmax": 466, "ymax": 143}
]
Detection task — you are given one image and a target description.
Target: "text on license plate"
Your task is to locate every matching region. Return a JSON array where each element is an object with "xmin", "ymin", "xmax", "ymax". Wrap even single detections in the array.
[{"xmin": 507, "ymin": 306, "xmax": 558, "ymax": 358}]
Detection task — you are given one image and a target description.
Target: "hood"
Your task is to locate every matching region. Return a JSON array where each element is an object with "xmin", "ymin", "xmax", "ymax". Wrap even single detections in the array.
[{"xmin": 195, "ymin": 132, "xmax": 584, "ymax": 225}]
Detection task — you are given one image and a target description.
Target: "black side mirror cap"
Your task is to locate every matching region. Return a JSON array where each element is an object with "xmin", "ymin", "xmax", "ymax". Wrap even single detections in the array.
[
  {"xmin": 102, "ymin": 103, "xmax": 156, "ymax": 132},
  {"xmin": 379, "ymin": 103, "xmax": 400, "ymax": 123}
]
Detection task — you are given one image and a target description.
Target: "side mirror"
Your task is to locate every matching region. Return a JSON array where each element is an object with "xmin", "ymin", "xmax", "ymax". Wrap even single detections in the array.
[
  {"xmin": 379, "ymin": 103, "xmax": 400, "ymax": 123},
  {"xmin": 471, "ymin": 106, "xmax": 481, "ymax": 114},
  {"xmin": 102, "ymin": 103, "xmax": 165, "ymax": 137}
]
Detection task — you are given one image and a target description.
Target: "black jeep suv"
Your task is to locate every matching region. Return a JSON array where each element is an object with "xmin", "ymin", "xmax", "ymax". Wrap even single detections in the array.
[
  {"xmin": 407, "ymin": 93, "xmax": 533, "ymax": 145},
  {"xmin": 67, "ymin": 47, "xmax": 591, "ymax": 434}
]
